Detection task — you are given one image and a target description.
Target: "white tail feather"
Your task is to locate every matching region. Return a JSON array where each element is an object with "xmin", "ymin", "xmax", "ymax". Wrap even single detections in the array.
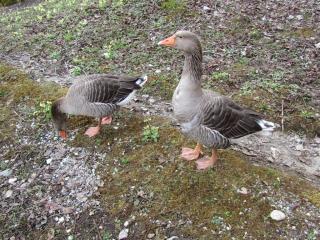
[
  {"xmin": 135, "ymin": 75, "xmax": 148, "ymax": 87},
  {"xmin": 257, "ymin": 119, "xmax": 278, "ymax": 131}
]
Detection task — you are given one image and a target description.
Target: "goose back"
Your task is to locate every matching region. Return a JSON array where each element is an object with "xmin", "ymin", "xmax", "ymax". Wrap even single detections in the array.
[{"xmin": 61, "ymin": 74, "xmax": 146, "ymax": 118}]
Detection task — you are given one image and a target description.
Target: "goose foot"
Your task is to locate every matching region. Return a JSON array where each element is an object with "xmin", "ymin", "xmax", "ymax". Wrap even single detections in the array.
[
  {"xmin": 196, "ymin": 149, "xmax": 218, "ymax": 170},
  {"xmin": 84, "ymin": 126, "xmax": 101, "ymax": 137},
  {"xmin": 180, "ymin": 143, "xmax": 202, "ymax": 161},
  {"xmin": 101, "ymin": 116, "xmax": 112, "ymax": 125}
]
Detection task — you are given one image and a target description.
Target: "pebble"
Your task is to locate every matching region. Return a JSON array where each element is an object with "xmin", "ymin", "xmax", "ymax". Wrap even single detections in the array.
[
  {"xmin": 167, "ymin": 237, "xmax": 179, "ymax": 240},
  {"xmin": 8, "ymin": 177, "xmax": 17, "ymax": 184},
  {"xmin": 237, "ymin": 187, "xmax": 249, "ymax": 195},
  {"xmin": 155, "ymin": 69, "xmax": 161, "ymax": 74},
  {"xmin": 147, "ymin": 233, "xmax": 155, "ymax": 239},
  {"xmin": 0, "ymin": 169, "xmax": 12, "ymax": 177},
  {"xmin": 5, "ymin": 189, "xmax": 13, "ymax": 198},
  {"xmin": 270, "ymin": 210, "xmax": 286, "ymax": 221},
  {"xmin": 315, "ymin": 42, "xmax": 320, "ymax": 49},
  {"xmin": 124, "ymin": 220, "xmax": 129, "ymax": 227},
  {"xmin": 202, "ymin": 6, "xmax": 211, "ymax": 11},
  {"xmin": 46, "ymin": 158, "xmax": 52, "ymax": 164},
  {"xmin": 295, "ymin": 144, "xmax": 304, "ymax": 151},
  {"xmin": 119, "ymin": 228, "xmax": 129, "ymax": 240}
]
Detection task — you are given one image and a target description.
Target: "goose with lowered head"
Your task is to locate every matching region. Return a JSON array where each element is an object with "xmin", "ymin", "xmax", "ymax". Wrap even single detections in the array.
[
  {"xmin": 158, "ymin": 30, "xmax": 276, "ymax": 170},
  {"xmin": 51, "ymin": 74, "xmax": 147, "ymax": 139}
]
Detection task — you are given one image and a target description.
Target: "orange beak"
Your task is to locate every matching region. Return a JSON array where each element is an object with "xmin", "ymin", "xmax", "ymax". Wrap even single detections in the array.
[
  {"xmin": 59, "ymin": 130, "xmax": 67, "ymax": 139},
  {"xmin": 158, "ymin": 35, "xmax": 176, "ymax": 47}
]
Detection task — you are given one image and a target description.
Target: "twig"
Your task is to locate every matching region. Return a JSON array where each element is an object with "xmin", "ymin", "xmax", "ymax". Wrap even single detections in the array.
[
  {"xmin": 281, "ymin": 99, "xmax": 284, "ymax": 132},
  {"xmin": 94, "ymin": 219, "xmax": 102, "ymax": 240}
]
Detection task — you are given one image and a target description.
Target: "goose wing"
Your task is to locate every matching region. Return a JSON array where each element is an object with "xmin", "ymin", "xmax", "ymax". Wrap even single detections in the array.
[
  {"xmin": 66, "ymin": 74, "xmax": 145, "ymax": 117},
  {"xmin": 201, "ymin": 93, "xmax": 262, "ymax": 139}
]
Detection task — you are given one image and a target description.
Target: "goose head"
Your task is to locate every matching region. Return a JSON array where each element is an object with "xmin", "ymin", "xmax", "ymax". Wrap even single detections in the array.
[
  {"xmin": 158, "ymin": 30, "xmax": 201, "ymax": 54},
  {"xmin": 51, "ymin": 98, "xmax": 68, "ymax": 139}
]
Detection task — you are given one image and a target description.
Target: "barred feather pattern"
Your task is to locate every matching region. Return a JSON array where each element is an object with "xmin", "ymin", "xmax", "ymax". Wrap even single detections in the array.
[
  {"xmin": 60, "ymin": 74, "xmax": 145, "ymax": 118},
  {"xmin": 179, "ymin": 90, "xmax": 265, "ymax": 149}
]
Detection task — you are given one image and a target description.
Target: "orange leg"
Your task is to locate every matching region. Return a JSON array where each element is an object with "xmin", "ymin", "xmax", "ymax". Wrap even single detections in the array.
[
  {"xmin": 181, "ymin": 143, "xmax": 203, "ymax": 161},
  {"xmin": 196, "ymin": 148, "xmax": 218, "ymax": 170},
  {"xmin": 101, "ymin": 116, "xmax": 112, "ymax": 125},
  {"xmin": 84, "ymin": 118, "xmax": 102, "ymax": 137}
]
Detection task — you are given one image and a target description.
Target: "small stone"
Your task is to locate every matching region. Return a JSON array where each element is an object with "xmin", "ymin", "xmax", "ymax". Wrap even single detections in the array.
[
  {"xmin": 270, "ymin": 147, "xmax": 280, "ymax": 159},
  {"xmin": 315, "ymin": 42, "xmax": 320, "ymax": 49},
  {"xmin": 118, "ymin": 228, "xmax": 129, "ymax": 240},
  {"xmin": 167, "ymin": 237, "xmax": 179, "ymax": 240},
  {"xmin": 0, "ymin": 169, "xmax": 12, "ymax": 177},
  {"xmin": 57, "ymin": 217, "xmax": 65, "ymax": 223},
  {"xmin": 296, "ymin": 15, "xmax": 303, "ymax": 20},
  {"xmin": 203, "ymin": 6, "xmax": 211, "ymax": 11},
  {"xmin": 149, "ymin": 98, "xmax": 156, "ymax": 104},
  {"xmin": 270, "ymin": 210, "xmax": 286, "ymax": 221},
  {"xmin": 237, "ymin": 187, "xmax": 249, "ymax": 195},
  {"xmin": 46, "ymin": 158, "xmax": 52, "ymax": 164},
  {"xmin": 155, "ymin": 69, "xmax": 161, "ymax": 74},
  {"xmin": 5, "ymin": 190, "xmax": 13, "ymax": 198},
  {"xmin": 124, "ymin": 220, "xmax": 129, "ymax": 227},
  {"xmin": 147, "ymin": 233, "xmax": 155, "ymax": 239},
  {"xmin": 8, "ymin": 177, "xmax": 17, "ymax": 184},
  {"xmin": 295, "ymin": 144, "xmax": 304, "ymax": 151}
]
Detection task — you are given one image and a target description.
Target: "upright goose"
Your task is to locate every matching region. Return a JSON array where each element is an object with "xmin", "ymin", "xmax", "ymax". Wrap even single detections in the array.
[
  {"xmin": 51, "ymin": 74, "xmax": 147, "ymax": 139},
  {"xmin": 159, "ymin": 31, "xmax": 276, "ymax": 170}
]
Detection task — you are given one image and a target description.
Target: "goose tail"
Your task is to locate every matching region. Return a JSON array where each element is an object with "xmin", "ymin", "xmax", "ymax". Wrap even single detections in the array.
[
  {"xmin": 257, "ymin": 119, "xmax": 279, "ymax": 136},
  {"xmin": 135, "ymin": 75, "xmax": 148, "ymax": 88}
]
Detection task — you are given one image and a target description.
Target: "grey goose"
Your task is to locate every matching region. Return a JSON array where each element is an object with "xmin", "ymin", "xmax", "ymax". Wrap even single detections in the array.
[
  {"xmin": 51, "ymin": 74, "xmax": 147, "ymax": 139},
  {"xmin": 158, "ymin": 31, "xmax": 276, "ymax": 170}
]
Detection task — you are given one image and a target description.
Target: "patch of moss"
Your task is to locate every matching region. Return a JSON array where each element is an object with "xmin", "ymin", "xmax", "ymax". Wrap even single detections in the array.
[
  {"xmin": 94, "ymin": 110, "xmax": 320, "ymax": 239},
  {"xmin": 303, "ymin": 191, "xmax": 320, "ymax": 208},
  {"xmin": 0, "ymin": 62, "xmax": 67, "ymax": 142}
]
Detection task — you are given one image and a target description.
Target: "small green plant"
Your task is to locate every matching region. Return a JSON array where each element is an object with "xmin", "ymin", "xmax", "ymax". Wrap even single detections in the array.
[
  {"xmin": 142, "ymin": 118, "xmax": 160, "ymax": 143},
  {"xmin": 50, "ymin": 51, "xmax": 60, "ymax": 60},
  {"xmin": 273, "ymin": 177, "xmax": 281, "ymax": 189},
  {"xmin": 260, "ymin": 80, "xmax": 283, "ymax": 91},
  {"xmin": 240, "ymin": 81, "xmax": 254, "ymax": 96},
  {"xmin": 120, "ymin": 158, "xmax": 129, "ymax": 165},
  {"xmin": 0, "ymin": 90, "xmax": 7, "ymax": 97},
  {"xmin": 258, "ymin": 103, "xmax": 271, "ymax": 112},
  {"xmin": 249, "ymin": 29, "xmax": 262, "ymax": 39},
  {"xmin": 71, "ymin": 66, "xmax": 82, "ymax": 76},
  {"xmin": 212, "ymin": 71, "xmax": 229, "ymax": 81},
  {"xmin": 300, "ymin": 110, "xmax": 314, "ymax": 119},
  {"xmin": 33, "ymin": 100, "xmax": 52, "ymax": 120},
  {"xmin": 103, "ymin": 230, "xmax": 112, "ymax": 240},
  {"xmin": 224, "ymin": 211, "xmax": 232, "ymax": 218},
  {"xmin": 64, "ymin": 32, "xmax": 75, "ymax": 42},
  {"xmin": 112, "ymin": 0, "xmax": 124, "ymax": 8},
  {"xmin": 103, "ymin": 40, "xmax": 125, "ymax": 60},
  {"xmin": 307, "ymin": 229, "xmax": 317, "ymax": 240},
  {"xmin": 161, "ymin": 0, "xmax": 186, "ymax": 12}
]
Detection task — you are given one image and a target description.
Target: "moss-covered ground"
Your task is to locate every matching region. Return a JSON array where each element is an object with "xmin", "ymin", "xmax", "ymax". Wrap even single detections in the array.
[{"xmin": 0, "ymin": 63, "xmax": 319, "ymax": 239}]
